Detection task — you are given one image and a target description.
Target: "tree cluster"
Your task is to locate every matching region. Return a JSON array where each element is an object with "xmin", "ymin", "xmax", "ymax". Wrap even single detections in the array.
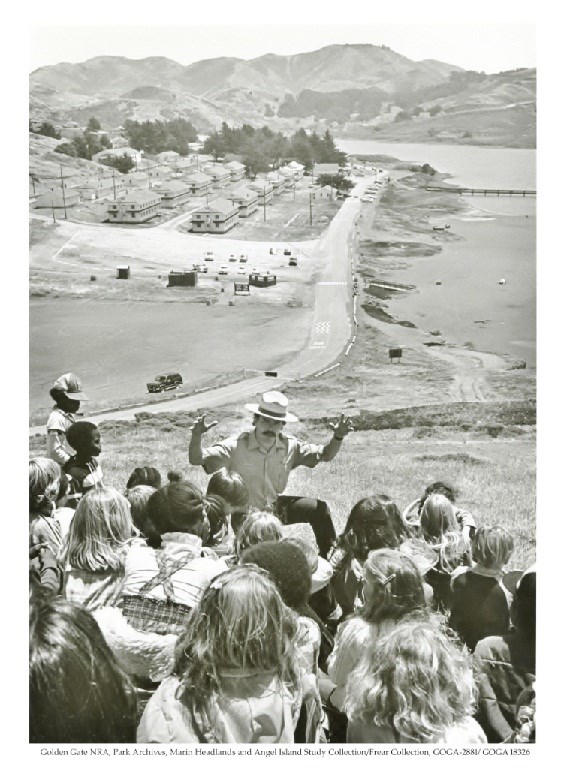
[
  {"xmin": 202, "ymin": 123, "xmax": 346, "ymax": 177},
  {"xmin": 279, "ymin": 88, "xmax": 388, "ymax": 123},
  {"xmin": 54, "ymin": 130, "xmax": 111, "ymax": 160},
  {"xmin": 316, "ymin": 174, "xmax": 354, "ymax": 192},
  {"xmin": 30, "ymin": 121, "xmax": 61, "ymax": 140},
  {"xmin": 97, "ymin": 153, "xmax": 136, "ymax": 174},
  {"xmin": 123, "ymin": 118, "xmax": 198, "ymax": 155}
]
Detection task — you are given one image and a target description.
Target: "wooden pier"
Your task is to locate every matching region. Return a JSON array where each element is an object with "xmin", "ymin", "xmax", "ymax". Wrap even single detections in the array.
[{"xmin": 425, "ymin": 185, "xmax": 536, "ymax": 197}]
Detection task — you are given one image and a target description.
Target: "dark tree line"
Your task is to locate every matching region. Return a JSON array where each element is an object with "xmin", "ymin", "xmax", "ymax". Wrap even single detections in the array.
[
  {"xmin": 123, "ymin": 118, "xmax": 198, "ymax": 155},
  {"xmin": 202, "ymin": 123, "xmax": 346, "ymax": 177}
]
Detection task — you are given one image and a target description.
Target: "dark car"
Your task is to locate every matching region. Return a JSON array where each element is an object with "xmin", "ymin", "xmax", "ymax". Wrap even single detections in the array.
[
  {"xmin": 147, "ymin": 373, "xmax": 183, "ymax": 393},
  {"xmin": 283, "ymin": 248, "xmax": 292, "ymax": 256}
]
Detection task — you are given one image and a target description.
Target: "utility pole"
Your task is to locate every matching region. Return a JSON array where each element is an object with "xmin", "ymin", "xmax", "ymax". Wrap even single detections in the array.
[
  {"xmin": 112, "ymin": 169, "xmax": 117, "ymax": 200},
  {"xmin": 50, "ymin": 199, "xmax": 56, "ymax": 224},
  {"xmin": 263, "ymin": 185, "xmax": 267, "ymax": 221},
  {"xmin": 309, "ymin": 192, "xmax": 313, "ymax": 226},
  {"xmin": 60, "ymin": 165, "xmax": 68, "ymax": 220}
]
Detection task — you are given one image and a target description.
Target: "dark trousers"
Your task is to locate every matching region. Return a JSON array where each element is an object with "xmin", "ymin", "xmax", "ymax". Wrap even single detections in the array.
[{"xmin": 275, "ymin": 495, "xmax": 336, "ymax": 559}]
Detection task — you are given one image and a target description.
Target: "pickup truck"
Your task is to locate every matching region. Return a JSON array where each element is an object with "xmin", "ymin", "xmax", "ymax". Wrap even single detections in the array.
[
  {"xmin": 147, "ymin": 373, "xmax": 183, "ymax": 393},
  {"xmin": 288, "ymin": 257, "xmax": 298, "ymax": 267}
]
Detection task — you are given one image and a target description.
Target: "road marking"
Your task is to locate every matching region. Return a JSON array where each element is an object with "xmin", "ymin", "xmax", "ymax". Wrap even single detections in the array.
[
  {"xmin": 53, "ymin": 231, "xmax": 80, "ymax": 265},
  {"xmin": 310, "ymin": 342, "xmax": 325, "ymax": 349},
  {"xmin": 316, "ymin": 281, "xmax": 347, "ymax": 286},
  {"xmin": 314, "ymin": 321, "xmax": 330, "ymax": 334}
]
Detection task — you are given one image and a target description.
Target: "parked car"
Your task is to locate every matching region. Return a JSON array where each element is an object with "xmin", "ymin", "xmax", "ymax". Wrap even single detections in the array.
[
  {"xmin": 237, "ymin": 266, "xmax": 247, "ymax": 274},
  {"xmin": 251, "ymin": 266, "xmax": 260, "ymax": 274},
  {"xmin": 239, "ymin": 254, "xmax": 248, "ymax": 262},
  {"xmin": 218, "ymin": 265, "xmax": 229, "ymax": 275},
  {"xmin": 289, "ymin": 257, "xmax": 298, "ymax": 267},
  {"xmin": 283, "ymin": 249, "xmax": 292, "ymax": 256},
  {"xmin": 198, "ymin": 264, "xmax": 208, "ymax": 273},
  {"xmin": 204, "ymin": 251, "xmax": 214, "ymax": 261},
  {"xmin": 147, "ymin": 373, "xmax": 183, "ymax": 393},
  {"xmin": 229, "ymin": 254, "xmax": 237, "ymax": 262}
]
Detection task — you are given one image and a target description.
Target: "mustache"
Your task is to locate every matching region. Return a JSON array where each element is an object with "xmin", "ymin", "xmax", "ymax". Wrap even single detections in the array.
[{"xmin": 262, "ymin": 430, "xmax": 277, "ymax": 437}]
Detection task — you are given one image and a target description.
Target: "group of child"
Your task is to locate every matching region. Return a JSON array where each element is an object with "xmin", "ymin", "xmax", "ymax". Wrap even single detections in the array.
[{"xmin": 29, "ymin": 375, "xmax": 536, "ymax": 745}]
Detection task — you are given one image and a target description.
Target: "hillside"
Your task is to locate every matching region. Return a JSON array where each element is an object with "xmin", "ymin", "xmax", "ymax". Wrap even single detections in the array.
[{"xmin": 29, "ymin": 45, "xmax": 535, "ymax": 147}]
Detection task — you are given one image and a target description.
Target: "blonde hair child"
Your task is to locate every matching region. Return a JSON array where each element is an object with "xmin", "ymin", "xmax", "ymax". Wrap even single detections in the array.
[
  {"xmin": 326, "ymin": 549, "xmax": 426, "ymax": 710},
  {"xmin": 63, "ymin": 486, "xmax": 140, "ymax": 609},
  {"xmin": 234, "ymin": 511, "xmax": 283, "ymax": 559},
  {"xmin": 138, "ymin": 566, "xmax": 302, "ymax": 743},
  {"xmin": 344, "ymin": 618, "xmax": 486, "ymax": 743}
]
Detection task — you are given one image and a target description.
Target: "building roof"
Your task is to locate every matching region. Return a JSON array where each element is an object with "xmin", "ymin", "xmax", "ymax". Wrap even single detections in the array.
[
  {"xmin": 117, "ymin": 190, "xmax": 161, "ymax": 205},
  {"xmin": 226, "ymin": 160, "xmax": 245, "ymax": 171},
  {"xmin": 288, "ymin": 160, "xmax": 305, "ymax": 170},
  {"xmin": 230, "ymin": 188, "xmax": 258, "ymax": 204},
  {"xmin": 124, "ymin": 171, "xmax": 149, "ymax": 181},
  {"xmin": 154, "ymin": 180, "xmax": 192, "ymax": 195},
  {"xmin": 249, "ymin": 181, "xmax": 273, "ymax": 193},
  {"xmin": 207, "ymin": 164, "xmax": 231, "ymax": 176},
  {"xmin": 194, "ymin": 198, "xmax": 238, "ymax": 217},
  {"xmin": 185, "ymin": 172, "xmax": 213, "ymax": 184},
  {"xmin": 266, "ymin": 172, "xmax": 285, "ymax": 183},
  {"xmin": 94, "ymin": 147, "xmax": 141, "ymax": 160}
]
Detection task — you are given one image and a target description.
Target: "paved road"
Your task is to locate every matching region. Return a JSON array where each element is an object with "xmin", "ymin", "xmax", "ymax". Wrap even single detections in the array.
[{"xmin": 30, "ymin": 177, "xmax": 375, "ymax": 433}]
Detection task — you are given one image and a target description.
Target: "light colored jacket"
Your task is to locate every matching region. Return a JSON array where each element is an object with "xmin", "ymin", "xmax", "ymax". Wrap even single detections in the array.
[
  {"xmin": 347, "ymin": 715, "xmax": 487, "ymax": 743},
  {"xmin": 122, "ymin": 532, "xmax": 227, "ymax": 608},
  {"xmin": 138, "ymin": 672, "xmax": 301, "ymax": 743}
]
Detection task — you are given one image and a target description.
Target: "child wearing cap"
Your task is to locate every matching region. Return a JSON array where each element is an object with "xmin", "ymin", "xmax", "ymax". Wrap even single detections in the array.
[
  {"xmin": 63, "ymin": 421, "xmax": 103, "ymax": 506},
  {"xmin": 46, "ymin": 373, "xmax": 88, "ymax": 466}
]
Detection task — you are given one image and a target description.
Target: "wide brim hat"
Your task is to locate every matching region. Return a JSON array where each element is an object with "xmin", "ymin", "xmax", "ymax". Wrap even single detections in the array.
[
  {"xmin": 245, "ymin": 391, "xmax": 298, "ymax": 423},
  {"xmin": 52, "ymin": 372, "xmax": 88, "ymax": 401}
]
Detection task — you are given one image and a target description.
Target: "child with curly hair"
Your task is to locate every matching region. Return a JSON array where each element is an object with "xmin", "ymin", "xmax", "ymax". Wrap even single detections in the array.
[
  {"xmin": 344, "ymin": 618, "xmax": 486, "ymax": 743},
  {"xmin": 326, "ymin": 549, "xmax": 427, "ymax": 711},
  {"xmin": 137, "ymin": 566, "xmax": 303, "ymax": 743}
]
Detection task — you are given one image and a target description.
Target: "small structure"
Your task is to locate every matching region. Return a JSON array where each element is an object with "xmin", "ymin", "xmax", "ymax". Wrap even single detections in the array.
[
  {"xmin": 206, "ymin": 164, "xmax": 232, "ymax": 188},
  {"xmin": 184, "ymin": 172, "xmax": 213, "ymax": 195},
  {"xmin": 167, "ymin": 270, "xmax": 197, "ymax": 287},
  {"xmin": 111, "ymin": 136, "xmax": 129, "ymax": 149},
  {"xmin": 249, "ymin": 180, "xmax": 273, "ymax": 205},
  {"xmin": 266, "ymin": 172, "xmax": 286, "ymax": 195},
  {"xmin": 229, "ymin": 187, "xmax": 259, "ymax": 218},
  {"xmin": 122, "ymin": 170, "xmax": 150, "ymax": 189},
  {"xmin": 191, "ymin": 198, "xmax": 239, "ymax": 234},
  {"xmin": 147, "ymin": 165, "xmax": 174, "ymax": 184},
  {"xmin": 106, "ymin": 190, "xmax": 161, "ymax": 223},
  {"xmin": 389, "ymin": 347, "xmax": 403, "ymax": 363},
  {"xmin": 34, "ymin": 188, "xmax": 80, "ymax": 209},
  {"xmin": 287, "ymin": 160, "xmax": 305, "ymax": 180},
  {"xmin": 116, "ymin": 265, "xmax": 130, "ymax": 279},
  {"xmin": 226, "ymin": 160, "xmax": 246, "ymax": 182},
  {"xmin": 92, "ymin": 146, "xmax": 143, "ymax": 166},
  {"xmin": 152, "ymin": 180, "xmax": 192, "ymax": 208},
  {"xmin": 234, "ymin": 282, "xmax": 250, "ymax": 295},
  {"xmin": 157, "ymin": 151, "xmax": 180, "ymax": 164},
  {"xmin": 277, "ymin": 166, "xmax": 295, "ymax": 189},
  {"xmin": 249, "ymin": 273, "xmax": 277, "ymax": 288}
]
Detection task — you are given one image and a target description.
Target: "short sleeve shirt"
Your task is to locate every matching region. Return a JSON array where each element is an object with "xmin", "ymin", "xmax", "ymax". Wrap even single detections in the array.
[
  {"xmin": 46, "ymin": 407, "xmax": 76, "ymax": 460},
  {"xmin": 202, "ymin": 430, "xmax": 324, "ymax": 509}
]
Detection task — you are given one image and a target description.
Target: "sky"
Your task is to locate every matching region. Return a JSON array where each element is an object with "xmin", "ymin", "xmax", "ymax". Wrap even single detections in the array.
[{"xmin": 28, "ymin": 2, "xmax": 536, "ymax": 74}]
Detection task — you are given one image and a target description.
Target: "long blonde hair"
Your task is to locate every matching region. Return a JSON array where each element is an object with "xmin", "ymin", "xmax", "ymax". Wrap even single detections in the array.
[
  {"xmin": 64, "ymin": 486, "xmax": 138, "ymax": 572},
  {"xmin": 344, "ymin": 616, "xmax": 477, "ymax": 742},
  {"xmin": 420, "ymin": 494, "xmax": 468, "ymax": 573},
  {"xmin": 174, "ymin": 565, "xmax": 301, "ymax": 741}
]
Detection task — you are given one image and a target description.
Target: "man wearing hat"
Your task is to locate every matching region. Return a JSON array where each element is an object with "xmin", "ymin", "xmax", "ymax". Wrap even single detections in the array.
[
  {"xmin": 188, "ymin": 391, "xmax": 353, "ymax": 556},
  {"xmin": 46, "ymin": 373, "xmax": 88, "ymax": 466}
]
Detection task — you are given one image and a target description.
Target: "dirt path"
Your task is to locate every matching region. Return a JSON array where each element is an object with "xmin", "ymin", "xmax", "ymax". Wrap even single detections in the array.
[{"xmin": 427, "ymin": 347, "xmax": 507, "ymax": 402}]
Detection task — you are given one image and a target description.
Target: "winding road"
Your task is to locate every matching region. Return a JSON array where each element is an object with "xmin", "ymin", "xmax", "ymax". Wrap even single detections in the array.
[{"xmin": 30, "ymin": 177, "xmax": 374, "ymax": 433}]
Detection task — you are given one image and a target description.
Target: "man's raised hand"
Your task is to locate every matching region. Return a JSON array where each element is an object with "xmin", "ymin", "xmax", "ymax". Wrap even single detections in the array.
[
  {"xmin": 190, "ymin": 415, "xmax": 218, "ymax": 435},
  {"xmin": 332, "ymin": 414, "xmax": 354, "ymax": 439}
]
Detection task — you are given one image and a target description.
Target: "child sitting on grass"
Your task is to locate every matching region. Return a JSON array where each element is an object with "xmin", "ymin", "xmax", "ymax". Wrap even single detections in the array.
[
  {"xmin": 403, "ymin": 481, "xmax": 476, "ymax": 542},
  {"xmin": 64, "ymin": 421, "xmax": 103, "ymax": 507},
  {"xmin": 326, "ymin": 549, "xmax": 427, "ymax": 712},
  {"xmin": 125, "ymin": 485, "xmax": 157, "ymax": 545},
  {"xmin": 63, "ymin": 486, "xmax": 141, "ymax": 610},
  {"xmin": 449, "ymin": 525, "xmax": 515, "ymax": 650},
  {"xmin": 206, "ymin": 468, "xmax": 249, "ymax": 536},
  {"xmin": 420, "ymin": 494, "xmax": 471, "ymax": 610},
  {"xmin": 328, "ymin": 495, "xmax": 406, "ymax": 619},
  {"xmin": 233, "ymin": 511, "xmax": 283, "ymax": 561},
  {"xmin": 343, "ymin": 617, "xmax": 486, "ymax": 743},
  {"xmin": 137, "ymin": 566, "xmax": 303, "ymax": 743},
  {"xmin": 29, "ymin": 458, "xmax": 64, "ymax": 558}
]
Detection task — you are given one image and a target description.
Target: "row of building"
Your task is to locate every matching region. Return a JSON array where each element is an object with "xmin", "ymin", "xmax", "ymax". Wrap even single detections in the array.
[{"xmin": 107, "ymin": 159, "xmax": 306, "ymax": 228}]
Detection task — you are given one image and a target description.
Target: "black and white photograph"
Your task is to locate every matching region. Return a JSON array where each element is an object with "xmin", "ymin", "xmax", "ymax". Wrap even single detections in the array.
[{"xmin": 24, "ymin": 1, "xmax": 546, "ymax": 761}]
